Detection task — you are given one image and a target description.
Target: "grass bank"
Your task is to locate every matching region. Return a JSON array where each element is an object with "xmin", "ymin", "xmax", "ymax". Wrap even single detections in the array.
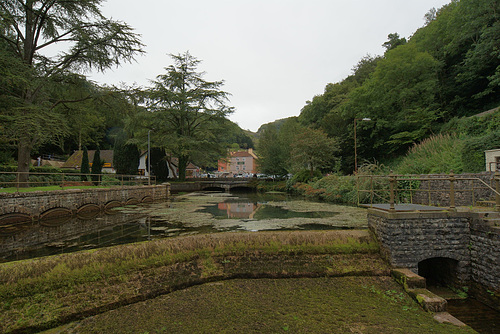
[
  {"xmin": 0, "ymin": 231, "xmax": 476, "ymax": 333},
  {"xmin": 53, "ymin": 277, "xmax": 476, "ymax": 334},
  {"xmin": 0, "ymin": 230, "xmax": 381, "ymax": 333}
]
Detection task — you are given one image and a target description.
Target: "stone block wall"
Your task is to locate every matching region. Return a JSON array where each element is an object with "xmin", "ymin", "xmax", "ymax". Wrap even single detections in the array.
[
  {"xmin": 469, "ymin": 219, "xmax": 500, "ymax": 310},
  {"xmin": 369, "ymin": 208, "xmax": 500, "ymax": 311},
  {"xmin": 410, "ymin": 173, "xmax": 496, "ymax": 207},
  {"xmin": 0, "ymin": 185, "xmax": 169, "ymax": 217},
  {"xmin": 368, "ymin": 210, "xmax": 471, "ymax": 284}
]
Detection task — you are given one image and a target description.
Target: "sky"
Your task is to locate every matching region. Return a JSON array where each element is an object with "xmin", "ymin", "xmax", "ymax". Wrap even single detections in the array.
[{"xmin": 89, "ymin": 0, "xmax": 452, "ymax": 132}]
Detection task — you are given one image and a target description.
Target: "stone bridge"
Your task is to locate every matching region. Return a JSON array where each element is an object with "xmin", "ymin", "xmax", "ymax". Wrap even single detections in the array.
[
  {"xmin": 0, "ymin": 185, "xmax": 169, "ymax": 225},
  {"xmin": 170, "ymin": 179, "xmax": 256, "ymax": 193},
  {"xmin": 368, "ymin": 204, "xmax": 500, "ymax": 311}
]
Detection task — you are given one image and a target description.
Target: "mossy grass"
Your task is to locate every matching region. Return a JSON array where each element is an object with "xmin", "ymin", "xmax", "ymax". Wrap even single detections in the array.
[
  {"xmin": 0, "ymin": 231, "xmax": 382, "ymax": 333},
  {"xmin": 49, "ymin": 277, "xmax": 477, "ymax": 334}
]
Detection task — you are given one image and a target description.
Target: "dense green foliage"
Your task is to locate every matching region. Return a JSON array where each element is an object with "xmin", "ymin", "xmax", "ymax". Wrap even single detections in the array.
[
  {"xmin": 134, "ymin": 52, "xmax": 234, "ymax": 180},
  {"xmin": 0, "ymin": 4, "xmax": 250, "ymax": 177},
  {"xmin": 113, "ymin": 132, "xmax": 140, "ymax": 175},
  {"xmin": 80, "ymin": 146, "xmax": 90, "ymax": 181},
  {"xmin": 0, "ymin": 0, "xmax": 144, "ymax": 182},
  {"xmin": 394, "ymin": 134, "xmax": 464, "ymax": 175},
  {"xmin": 91, "ymin": 147, "xmax": 103, "ymax": 184},
  {"xmin": 293, "ymin": 0, "xmax": 499, "ymax": 174}
]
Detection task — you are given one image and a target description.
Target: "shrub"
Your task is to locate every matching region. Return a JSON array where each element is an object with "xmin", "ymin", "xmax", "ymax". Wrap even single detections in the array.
[
  {"xmin": 395, "ymin": 133, "xmax": 464, "ymax": 174},
  {"xmin": 461, "ymin": 130, "xmax": 500, "ymax": 172}
]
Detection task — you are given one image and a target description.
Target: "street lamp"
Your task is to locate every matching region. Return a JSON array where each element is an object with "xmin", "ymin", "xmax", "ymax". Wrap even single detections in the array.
[
  {"xmin": 147, "ymin": 130, "xmax": 151, "ymax": 185},
  {"xmin": 354, "ymin": 118, "xmax": 371, "ymax": 174}
]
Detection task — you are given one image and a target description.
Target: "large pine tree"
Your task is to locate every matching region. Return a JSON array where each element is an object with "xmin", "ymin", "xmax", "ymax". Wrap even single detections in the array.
[
  {"xmin": 0, "ymin": 0, "xmax": 143, "ymax": 185},
  {"xmin": 80, "ymin": 146, "xmax": 90, "ymax": 181},
  {"xmin": 146, "ymin": 52, "xmax": 233, "ymax": 180}
]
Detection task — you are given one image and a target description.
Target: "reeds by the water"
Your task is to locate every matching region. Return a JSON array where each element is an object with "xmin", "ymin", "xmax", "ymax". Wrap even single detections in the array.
[
  {"xmin": 395, "ymin": 133, "xmax": 463, "ymax": 174},
  {"xmin": 0, "ymin": 230, "xmax": 375, "ymax": 287}
]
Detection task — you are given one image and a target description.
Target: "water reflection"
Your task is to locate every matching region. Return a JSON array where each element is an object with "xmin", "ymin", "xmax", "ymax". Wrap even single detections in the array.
[
  {"xmin": 201, "ymin": 200, "xmax": 338, "ymax": 220},
  {"xmin": 0, "ymin": 192, "xmax": 356, "ymax": 263},
  {"xmin": 447, "ymin": 299, "xmax": 500, "ymax": 334}
]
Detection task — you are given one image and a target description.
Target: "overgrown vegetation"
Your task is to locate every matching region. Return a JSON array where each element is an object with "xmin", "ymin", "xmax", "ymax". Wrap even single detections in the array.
[
  {"xmin": 0, "ymin": 231, "xmax": 384, "ymax": 333},
  {"xmin": 63, "ymin": 277, "xmax": 476, "ymax": 334},
  {"xmin": 256, "ymin": 0, "xmax": 499, "ymax": 176}
]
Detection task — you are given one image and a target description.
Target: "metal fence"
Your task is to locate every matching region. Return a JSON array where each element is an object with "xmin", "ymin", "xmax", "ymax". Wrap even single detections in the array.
[
  {"xmin": 0, "ymin": 171, "xmax": 156, "ymax": 191},
  {"xmin": 357, "ymin": 172, "xmax": 500, "ymax": 211}
]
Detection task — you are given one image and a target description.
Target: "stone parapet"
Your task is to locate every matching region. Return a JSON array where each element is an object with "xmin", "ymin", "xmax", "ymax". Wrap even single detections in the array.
[
  {"xmin": 0, "ymin": 185, "xmax": 169, "ymax": 218},
  {"xmin": 369, "ymin": 208, "xmax": 500, "ymax": 311}
]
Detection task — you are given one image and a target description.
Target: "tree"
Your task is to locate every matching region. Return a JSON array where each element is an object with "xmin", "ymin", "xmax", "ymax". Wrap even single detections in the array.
[
  {"xmin": 0, "ymin": 0, "xmax": 143, "ymax": 184},
  {"xmin": 91, "ymin": 147, "xmax": 103, "ymax": 184},
  {"xmin": 113, "ymin": 131, "xmax": 140, "ymax": 175},
  {"xmin": 146, "ymin": 52, "xmax": 233, "ymax": 180},
  {"xmin": 382, "ymin": 33, "xmax": 407, "ymax": 52},
  {"xmin": 257, "ymin": 126, "xmax": 288, "ymax": 176},
  {"xmin": 290, "ymin": 128, "xmax": 339, "ymax": 177},
  {"xmin": 149, "ymin": 147, "xmax": 170, "ymax": 181},
  {"xmin": 80, "ymin": 146, "xmax": 90, "ymax": 181},
  {"xmin": 344, "ymin": 43, "xmax": 441, "ymax": 158}
]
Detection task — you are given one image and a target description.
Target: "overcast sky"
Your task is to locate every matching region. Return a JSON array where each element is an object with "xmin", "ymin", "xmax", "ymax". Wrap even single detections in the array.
[{"xmin": 89, "ymin": 0, "xmax": 451, "ymax": 132}]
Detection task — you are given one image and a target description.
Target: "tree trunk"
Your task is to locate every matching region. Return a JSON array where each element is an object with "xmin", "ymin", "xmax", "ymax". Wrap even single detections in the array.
[
  {"xmin": 17, "ymin": 137, "xmax": 32, "ymax": 187},
  {"xmin": 178, "ymin": 155, "xmax": 188, "ymax": 181}
]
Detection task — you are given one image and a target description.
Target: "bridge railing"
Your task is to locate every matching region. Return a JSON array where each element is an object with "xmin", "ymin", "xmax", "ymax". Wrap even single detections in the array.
[
  {"xmin": 0, "ymin": 171, "xmax": 156, "ymax": 192},
  {"xmin": 357, "ymin": 171, "xmax": 500, "ymax": 211}
]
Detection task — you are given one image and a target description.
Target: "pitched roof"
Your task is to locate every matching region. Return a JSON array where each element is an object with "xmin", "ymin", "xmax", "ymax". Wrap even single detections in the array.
[
  {"xmin": 231, "ymin": 151, "xmax": 253, "ymax": 158},
  {"xmin": 63, "ymin": 150, "xmax": 114, "ymax": 168},
  {"xmin": 230, "ymin": 149, "xmax": 258, "ymax": 159}
]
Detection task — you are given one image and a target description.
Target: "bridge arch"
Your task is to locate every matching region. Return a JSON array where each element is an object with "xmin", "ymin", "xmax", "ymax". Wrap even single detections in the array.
[
  {"xmin": 418, "ymin": 257, "xmax": 462, "ymax": 287},
  {"xmin": 201, "ymin": 186, "xmax": 226, "ymax": 192}
]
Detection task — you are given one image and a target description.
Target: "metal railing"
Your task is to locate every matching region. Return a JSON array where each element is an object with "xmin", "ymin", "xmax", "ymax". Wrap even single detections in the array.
[
  {"xmin": 0, "ymin": 171, "xmax": 156, "ymax": 192},
  {"xmin": 357, "ymin": 171, "xmax": 500, "ymax": 211}
]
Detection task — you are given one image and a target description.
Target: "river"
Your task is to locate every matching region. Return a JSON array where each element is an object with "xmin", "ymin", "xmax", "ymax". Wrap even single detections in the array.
[
  {"xmin": 0, "ymin": 191, "xmax": 366, "ymax": 263},
  {"xmin": 1, "ymin": 190, "xmax": 497, "ymax": 333}
]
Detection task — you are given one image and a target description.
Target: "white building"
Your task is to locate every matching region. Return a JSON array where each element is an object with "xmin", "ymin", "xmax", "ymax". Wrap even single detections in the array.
[{"xmin": 485, "ymin": 149, "xmax": 500, "ymax": 171}]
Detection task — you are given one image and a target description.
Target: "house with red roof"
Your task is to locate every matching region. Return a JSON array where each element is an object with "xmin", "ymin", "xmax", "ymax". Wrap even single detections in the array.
[{"xmin": 218, "ymin": 148, "xmax": 258, "ymax": 176}]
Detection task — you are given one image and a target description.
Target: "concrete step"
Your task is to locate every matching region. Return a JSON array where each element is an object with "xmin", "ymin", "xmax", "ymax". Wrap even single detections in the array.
[
  {"xmin": 407, "ymin": 288, "xmax": 448, "ymax": 312},
  {"xmin": 433, "ymin": 312, "xmax": 467, "ymax": 327},
  {"xmin": 391, "ymin": 268, "xmax": 426, "ymax": 289},
  {"xmin": 477, "ymin": 211, "xmax": 500, "ymax": 219},
  {"xmin": 476, "ymin": 200, "xmax": 496, "ymax": 207}
]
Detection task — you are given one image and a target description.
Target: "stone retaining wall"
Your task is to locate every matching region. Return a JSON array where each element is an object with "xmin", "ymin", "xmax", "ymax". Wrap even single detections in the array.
[
  {"xmin": 368, "ymin": 209, "xmax": 500, "ymax": 311},
  {"xmin": 410, "ymin": 172, "xmax": 496, "ymax": 207},
  {"xmin": 367, "ymin": 210, "xmax": 471, "ymax": 284},
  {"xmin": 0, "ymin": 185, "xmax": 169, "ymax": 217},
  {"xmin": 469, "ymin": 219, "xmax": 500, "ymax": 309}
]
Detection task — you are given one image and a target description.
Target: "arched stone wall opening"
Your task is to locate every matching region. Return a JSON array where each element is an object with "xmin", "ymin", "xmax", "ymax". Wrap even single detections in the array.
[
  {"xmin": 418, "ymin": 257, "xmax": 460, "ymax": 287},
  {"xmin": 229, "ymin": 186, "xmax": 255, "ymax": 193},
  {"xmin": 201, "ymin": 186, "xmax": 225, "ymax": 192}
]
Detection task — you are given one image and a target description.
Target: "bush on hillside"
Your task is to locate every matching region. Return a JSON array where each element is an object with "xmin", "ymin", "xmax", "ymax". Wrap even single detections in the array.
[
  {"xmin": 461, "ymin": 130, "xmax": 500, "ymax": 172},
  {"xmin": 394, "ymin": 134, "xmax": 463, "ymax": 175}
]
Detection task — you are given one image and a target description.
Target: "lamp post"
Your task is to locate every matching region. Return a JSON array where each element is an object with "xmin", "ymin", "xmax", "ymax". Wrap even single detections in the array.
[
  {"xmin": 354, "ymin": 118, "xmax": 371, "ymax": 174},
  {"xmin": 147, "ymin": 130, "xmax": 151, "ymax": 185}
]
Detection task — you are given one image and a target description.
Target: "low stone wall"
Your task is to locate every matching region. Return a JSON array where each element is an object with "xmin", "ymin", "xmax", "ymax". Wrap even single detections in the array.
[
  {"xmin": 169, "ymin": 182, "xmax": 202, "ymax": 193},
  {"xmin": 0, "ymin": 184, "xmax": 169, "ymax": 218},
  {"xmin": 411, "ymin": 172, "xmax": 496, "ymax": 207},
  {"xmin": 367, "ymin": 210, "xmax": 471, "ymax": 284},
  {"xmin": 368, "ymin": 208, "xmax": 500, "ymax": 311},
  {"xmin": 469, "ymin": 218, "xmax": 500, "ymax": 309}
]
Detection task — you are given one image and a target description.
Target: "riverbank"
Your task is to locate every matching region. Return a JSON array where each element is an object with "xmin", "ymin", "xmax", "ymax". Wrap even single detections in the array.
[
  {"xmin": 49, "ymin": 276, "xmax": 476, "ymax": 334},
  {"xmin": 0, "ymin": 231, "xmax": 475, "ymax": 333}
]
